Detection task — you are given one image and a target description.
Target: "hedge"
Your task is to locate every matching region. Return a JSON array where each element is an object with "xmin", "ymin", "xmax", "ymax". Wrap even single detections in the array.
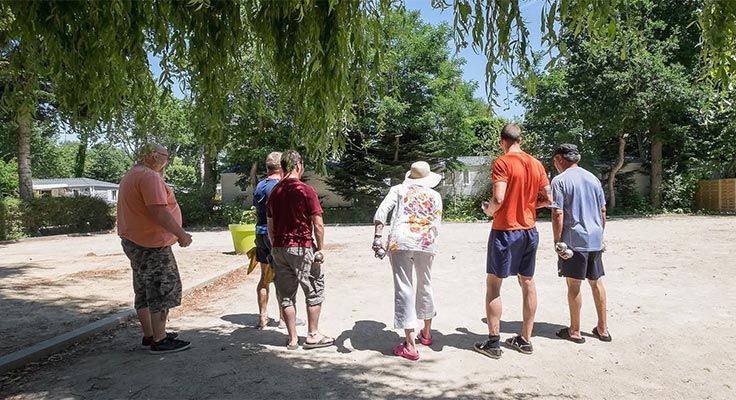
[{"xmin": 0, "ymin": 195, "xmax": 116, "ymax": 240}]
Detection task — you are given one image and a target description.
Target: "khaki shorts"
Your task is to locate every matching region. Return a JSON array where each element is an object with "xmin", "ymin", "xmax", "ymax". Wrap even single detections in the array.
[
  {"xmin": 121, "ymin": 238, "xmax": 182, "ymax": 313},
  {"xmin": 270, "ymin": 247, "xmax": 325, "ymax": 308}
]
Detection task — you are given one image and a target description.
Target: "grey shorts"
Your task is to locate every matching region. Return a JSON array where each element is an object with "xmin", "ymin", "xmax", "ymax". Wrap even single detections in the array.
[
  {"xmin": 270, "ymin": 247, "xmax": 325, "ymax": 308},
  {"xmin": 121, "ymin": 238, "xmax": 183, "ymax": 313}
]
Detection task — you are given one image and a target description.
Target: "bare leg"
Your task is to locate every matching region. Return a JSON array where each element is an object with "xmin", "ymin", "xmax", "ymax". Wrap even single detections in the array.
[
  {"xmin": 485, "ymin": 274, "xmax": 504, "ymax": 336},
  {"xmin": 136, "ymin": 307, "xmax": 153, "ymax": 337},
  {"xmin": 589, "ymin": 278, "xmax": 609, "ymax": 335},
  {"xmin": 304, "ymin": 303, "xmax": 324, "ymax": 344},
  {"xmin": 566, "ymin": 278, "xmax": 583, "ymax": 338},
  {"xmin": 517, "ymin": 275, "xmax": 537, "ymax": 342},
  {"xmin": 282, "ymin": 305, "xmax": 298, "ymax": 346},
  {"xmin": 256, "ymin": 263, "xmax": 270, "ymax": 327},
  {"xmin": 422, "ymin": 319, "xmax": 432, "ymax": 339},
  {"xmin": 150, "ymin": 309, "xmax": 169, "ymax": 342},
  {"xmin": 404, "ymin": 328, "xmax": 418, "ymax": 354}
]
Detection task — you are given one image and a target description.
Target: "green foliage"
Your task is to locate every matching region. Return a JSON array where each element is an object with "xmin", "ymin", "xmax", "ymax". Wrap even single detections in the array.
[
  {"xmin": 0, "ymin": 196, "xmax": 25, "ymax": 240},
  {"xmin": 0, "ymin": 158, "xmax": 18, "ymax": 197},
  {"xmin": 165, "ymin": 158, "xmax": 198, "ymax": 192},
  {"xmin": 660, "ymin": 166, "xmax": 699, "ymax": 212},
  {"xmin": 20, "ymin": 195, "xmax": 115, "ymax": 236},
  {"xmin": 328, "ymin": 10, "xmax": 488, "ymax": 205},
  {"xmin": 85, "ymin": 143, "xmax": 132, "ymax": 183},
  {"xmin": 442, "ymin": 194, "xmax": 487, "ymax": 222},
  {"xmin": 321, "ymin": 207, "xmax": 376, "ymax": 225},
  {"xmin": 174, "ymin": 190, "xmax": 213, "ymax": 227},
  {"xmin": 464, "ymin": 116, "xmax": 506, "ymax": 157},
  {"xmin": 30, "ymin": 130, "xmax": 76, "ymax": 179}
]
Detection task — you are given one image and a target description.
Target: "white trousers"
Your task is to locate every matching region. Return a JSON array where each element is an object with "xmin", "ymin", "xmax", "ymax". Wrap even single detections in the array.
[{"xmin": 389, "ymin": 250, "xmax": 436, "ymax": 329}]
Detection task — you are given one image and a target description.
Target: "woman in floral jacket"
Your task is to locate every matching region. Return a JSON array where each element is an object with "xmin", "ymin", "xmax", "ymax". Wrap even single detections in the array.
[{"xmin": 373, "ymin": 161, "xmax": 443, "ymax": 361}]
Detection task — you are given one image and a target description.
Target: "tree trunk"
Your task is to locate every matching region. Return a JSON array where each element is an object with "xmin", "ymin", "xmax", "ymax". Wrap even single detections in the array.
[
  {"xmin": 606, "ymin": 133, "xmax": 627, "ymax": 210},
  {"xmin": 201, "ymin": 151, "xmax": 217, "ymax": 204},
  {"xmin": 74, "ymin": 130, "xmax": 89, "ymax": 177},
  {"xmin": 17, "ymin": 105, "xmax": 33, "ymax": 201},
  {"xmin": 650, "ymin": 121, "xmax": 663, "ymax": 209},
  {"xmin": 249, "ymin": 161, "xmax": 258, "ymax": 188}
]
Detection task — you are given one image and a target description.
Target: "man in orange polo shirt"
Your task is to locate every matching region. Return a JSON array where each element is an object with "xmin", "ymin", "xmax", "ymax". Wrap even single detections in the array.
[
  {"xmin": 474, "ymin": 124, "xmax": 552, "ymax": 359},
  {"xmin": 117, "ymin": 143, "xmax": 192, "ymax": 354}
]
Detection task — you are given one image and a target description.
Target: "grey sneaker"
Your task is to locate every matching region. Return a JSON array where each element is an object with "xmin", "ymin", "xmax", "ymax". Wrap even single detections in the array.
[
  {"xmin": 473, "ymin": 335, "xmax": 503, "ymax": 359},
  {"xmin": 149, "ymin": 337, "xmax": 191, "ymax": 354}
]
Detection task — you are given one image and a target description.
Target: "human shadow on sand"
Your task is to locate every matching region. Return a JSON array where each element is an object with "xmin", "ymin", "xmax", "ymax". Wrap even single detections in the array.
[
  {"xmin": 481, "ymin": 318, "xmax": 569, "ymax": 340},
  {"xmin": 334, "ymin": 320, "xmax": 401, "ymax": 356}
]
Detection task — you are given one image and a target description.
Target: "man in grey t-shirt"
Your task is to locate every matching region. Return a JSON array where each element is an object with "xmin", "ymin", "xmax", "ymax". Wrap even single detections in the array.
[{"xmin": 550, "ymin": 144, "xmax": 612, "ymax": 344}]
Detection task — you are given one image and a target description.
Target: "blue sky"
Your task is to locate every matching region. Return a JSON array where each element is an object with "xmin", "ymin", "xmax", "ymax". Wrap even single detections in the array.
[{"xmin": 406, "ymin": 0, "xmax": 546, "ymax": 120}]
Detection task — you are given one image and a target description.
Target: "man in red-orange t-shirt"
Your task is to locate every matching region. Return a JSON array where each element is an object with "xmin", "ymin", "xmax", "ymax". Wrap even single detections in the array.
[
  {"xmin": 473, "ymin": 124, "xmax": 552, "ymax": 359},
  {"xmin": 118, "ymin": 143, "xmax": 192, "ymax": 354}
]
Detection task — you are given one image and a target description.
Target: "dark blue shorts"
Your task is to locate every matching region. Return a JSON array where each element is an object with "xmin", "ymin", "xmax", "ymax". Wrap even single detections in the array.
[
  {"xmin": 255, "ymin": 234, "xmax": 272, "ymax": 263},
  {"xmin": 486, "ymin": 228, "xmax": 539, "ymax": 278},
  {"xmin": 558, "ymin": 250, "xmax": 605, "ymax": 280}
]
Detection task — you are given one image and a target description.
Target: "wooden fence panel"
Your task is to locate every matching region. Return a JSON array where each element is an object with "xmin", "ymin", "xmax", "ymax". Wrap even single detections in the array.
[{"xmin": 696, "ymin": 179, "xmax": 736, "ymax": 211}]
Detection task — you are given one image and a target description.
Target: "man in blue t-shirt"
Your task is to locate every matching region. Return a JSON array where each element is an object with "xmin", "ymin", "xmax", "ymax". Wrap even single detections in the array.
[
  {"xmin": 253, "ymin": 152, "xmax": 284, "ymax": 329},
  {"xmin": 550, "ymin": 144, "xmax": 612, "ymax": 344}
]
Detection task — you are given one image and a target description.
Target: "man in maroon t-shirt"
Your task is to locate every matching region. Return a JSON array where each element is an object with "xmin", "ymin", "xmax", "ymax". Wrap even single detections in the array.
[{"xmin": 267, "ymin": 150, "xmax": 334, "ymax": 350}]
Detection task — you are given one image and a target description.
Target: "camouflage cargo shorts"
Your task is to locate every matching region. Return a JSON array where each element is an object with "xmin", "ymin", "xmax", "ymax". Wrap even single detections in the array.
[{"xmin": 121, "ymin": 238, "xmax": 183, "ymax": 313}]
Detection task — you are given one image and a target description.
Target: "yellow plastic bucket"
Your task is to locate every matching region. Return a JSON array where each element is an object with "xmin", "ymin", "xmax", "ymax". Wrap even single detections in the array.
[{"xmin": 228, "ymin": 224, "xmax": 256, "ymax": 255}]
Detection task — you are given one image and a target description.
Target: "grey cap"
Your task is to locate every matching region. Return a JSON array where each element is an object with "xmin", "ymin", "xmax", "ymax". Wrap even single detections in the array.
[{"xmin": 553, "ymin": 143, "xmax": 581, "ymax": 162}]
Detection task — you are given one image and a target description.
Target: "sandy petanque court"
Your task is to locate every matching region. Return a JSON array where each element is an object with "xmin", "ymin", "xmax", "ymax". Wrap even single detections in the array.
[{"xmin": 0, "ymin": 215, "xmax": 734, "ymax": 399}]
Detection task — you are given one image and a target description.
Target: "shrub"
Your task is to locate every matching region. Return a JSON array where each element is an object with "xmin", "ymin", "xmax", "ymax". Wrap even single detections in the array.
[
  {"xmin": 443, "ymin": 193, "xmax": 488, "ymax": 222},
  {"xmin": 0, "ymin": 197, "xmax": 26, "ymax": 240},
  {"xmin": 22, "ymin": 195, "xmax": 115, "ymax": 236},
  {"xmin": 661, "ymin": 168, "xmax": 698, "ymax": 212},
  {"xmin": 322, "ymin": 206, "xmax": 375, "ymax": 224},
  {"xmin": 175, "ymin": 190, "xmax": 213, "ymax": 227}
]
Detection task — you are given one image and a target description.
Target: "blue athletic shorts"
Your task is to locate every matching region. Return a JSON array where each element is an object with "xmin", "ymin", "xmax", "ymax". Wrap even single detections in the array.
[
  {"xmin": 558, "ymin": 250, "xmax": 605, "ymax": 280},
  {"xmin": 486, "ymin": 228, "xmax": 539, "ymax": 278}
]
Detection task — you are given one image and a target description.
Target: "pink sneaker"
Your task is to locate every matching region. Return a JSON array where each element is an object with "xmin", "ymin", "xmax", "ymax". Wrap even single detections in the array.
[
  {"xmin": 418, "ymin": 331, "xmax": 433, "ymax": 346},
  {"xmin": 392, "ymin": 342, "xmax": 420, "ymax": 361}
]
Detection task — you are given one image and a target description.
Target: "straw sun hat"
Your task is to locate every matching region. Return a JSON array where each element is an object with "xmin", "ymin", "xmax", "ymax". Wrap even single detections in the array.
[{"xmin": 403, "ymin": 161, "xmax": 442, "ymax": 188}]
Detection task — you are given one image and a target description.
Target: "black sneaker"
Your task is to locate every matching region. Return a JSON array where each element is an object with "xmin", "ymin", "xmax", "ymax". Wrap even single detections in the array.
[
  {"xmin": 141, "ymin": 331, "xmax": 178, "ymax": 347},
  {"xmin": 149, "ymin": 337, "xmax": 191, "ymax": 354},
  {"xmin": 473, "ymin": 335, "xmax": 503, "ymax": 359}
]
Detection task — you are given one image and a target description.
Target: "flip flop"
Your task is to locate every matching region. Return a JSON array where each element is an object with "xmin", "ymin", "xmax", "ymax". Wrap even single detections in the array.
[
  {"xmin": 303, "ymin": 334, "xmax": 335, "ymax": 349},
  {"xmin": 592, "ymin": 327, "xmax": 612, "ymax": 342},
  {"xmin": 556, "ymin": 327, "xmax": 586, "ymax": 344},
  {"xmin": 286, "ymin": 340, "xmax": 299, "ymax": 350},
  {"xmin": 417, "ymin": 330, "xmax": 433, "ymax": 346},
  {"xmin": 392, "ymin": 342, "xmax": 420, "ymax": 361}
]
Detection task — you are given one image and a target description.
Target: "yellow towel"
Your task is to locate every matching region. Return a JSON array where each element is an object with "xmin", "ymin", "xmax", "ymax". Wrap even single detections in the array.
[{"xmin": 246, "ymin": 247, "xmax": 274, "ymax": 284}]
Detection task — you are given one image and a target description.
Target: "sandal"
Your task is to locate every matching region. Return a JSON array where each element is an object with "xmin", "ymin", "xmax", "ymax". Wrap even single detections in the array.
[
  {"xmin": 286, "ymin": 340, "xmax": 299, "ymax": 350},
  {"xmin": 417, "ymin": 330, "xmax": 433, "ymax": 346},
  {"xmin": 592, "ymin": 327, "xmax": 612, "ymax": 342},
  {"xmin": 303, "ymin": 332, "xmax": 335, "ymax": 349},
  {"xmin": 392, "ymin": 342, "xmax": 420, "ymax": 361},
  {"xmin": 556, "ymin": 327, "xmax": 585, "ymax": 344},
  {"xmin": 505, "ymin": 335, "xmax": 533, "ymax": 354},
  {"xmin": 473, "ymin": 336, "xmax": 503, "ymax": 359}
]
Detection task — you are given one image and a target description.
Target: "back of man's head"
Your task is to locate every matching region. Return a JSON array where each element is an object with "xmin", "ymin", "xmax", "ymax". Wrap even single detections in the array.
[
  {"xmin": 500, "ymin": 124, "xmax": 522, "ymax": 143},
  {"xmin": 265, "ymin": 152, "xmax": 282, "ymax": 173},
  {"xmin": 280, "ymin": 150, "xmax": 302, "ymax": 173}
]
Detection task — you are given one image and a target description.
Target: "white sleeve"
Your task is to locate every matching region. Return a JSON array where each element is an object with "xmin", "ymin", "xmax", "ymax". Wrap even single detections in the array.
[{"xmin": 374, "ymin": 186, "xmax": 399, "ymax": 224}]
